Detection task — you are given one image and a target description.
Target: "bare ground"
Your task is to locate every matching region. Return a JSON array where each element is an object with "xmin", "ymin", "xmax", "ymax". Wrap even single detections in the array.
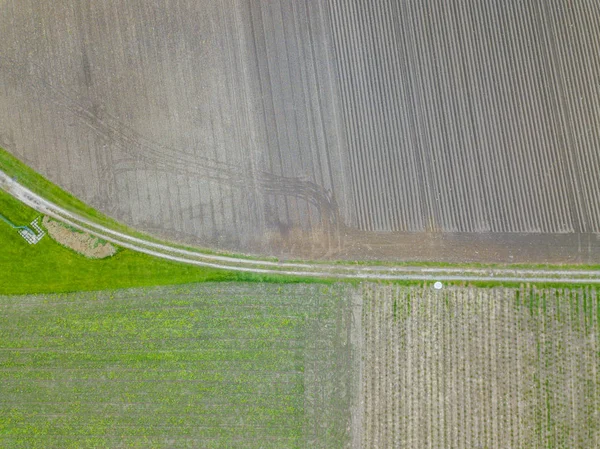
[
  {"xmin": 1, "ymin": 0, "xmax": 600, "ymax": 263},
  {"xmin": 42, "ymin": 215, "xmax": 116, "ymax": 259},
  {"xmin": 356, "ymin": 284, "xmax": 600, "ymax": 449}
]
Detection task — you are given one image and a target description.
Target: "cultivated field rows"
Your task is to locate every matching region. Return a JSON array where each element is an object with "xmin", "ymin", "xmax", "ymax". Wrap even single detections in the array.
[
  {"xmin": 0, "ymin": 0, "xmax": 351, "ymax": 257},
  {"xmin": 328, "ymin": 0, "xmax": 600, "ymax": 234},
  {"xmin": 2, "ymin": 275, "xmax": 599, "ymax": 448},
  {"xmin": 2, "ymin": 0, "xmax": 600, "ymax": 261},
  {"xmin": 358, "ymin": 284, "xmax": 600, "ymax": 448},
  {"xmin": 0, "ymin": 283, "xmax": 356, "ymax": 448}
]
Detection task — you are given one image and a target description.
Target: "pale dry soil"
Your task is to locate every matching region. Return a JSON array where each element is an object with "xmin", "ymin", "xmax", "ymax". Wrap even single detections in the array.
[
  {"xmin": 42, "ymin": 215, "xmax": 116, "ymax": 259},
  {"xmin": 354, "ymin": 284, "xmax": 600, "ymax": 449}
]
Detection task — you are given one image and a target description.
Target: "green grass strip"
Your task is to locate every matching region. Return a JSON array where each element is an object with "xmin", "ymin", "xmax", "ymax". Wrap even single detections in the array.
[{"xmin": 0, "ymin": 188, "xmax": 329, "ymax": 295}]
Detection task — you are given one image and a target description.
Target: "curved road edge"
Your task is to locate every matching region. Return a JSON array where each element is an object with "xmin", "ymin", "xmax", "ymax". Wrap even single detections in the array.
[{"xmin": 1, "ymin": 170, "xmax": 599, "ymax": 284}]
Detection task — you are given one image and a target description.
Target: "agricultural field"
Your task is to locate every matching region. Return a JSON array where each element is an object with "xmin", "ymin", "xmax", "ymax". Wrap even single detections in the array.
[
  {"xmin": 357, "ymin": 284, "xmax": 600, "ymax": 448},
  {"xmin": 1, "ymin": 1, "xmax": 600, "ymax": 444},
  {"xmin": 4, "ymin": 280, "xmax": 598, "ymax": 448},
  {"xmin": 0, "ymin": 283, "xmax": 357, "ymax": 448},
  {"xmin": 0, "ymin": 0, "xmax": 352, "ymax": 259},
  {"xmin": 1, "ymin": 1, "xmax": 599, "ymax": 263},
  {"xmin": 330, "ymin": 0, "xmax": 600, "ymax": 236}
]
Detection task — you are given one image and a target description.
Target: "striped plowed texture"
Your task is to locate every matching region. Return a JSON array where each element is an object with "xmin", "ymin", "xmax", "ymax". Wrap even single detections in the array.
[
  {"xmin": 359, "ymin": 284, "xmax": 600, "ymax": 449},
  {"xmin": 2, "ymin": 0, "xmax": 600, "ymax": 259},
  {"xmin": 0, "ymin": 0, "xmax": 351, "ymax": 255},
  {"xmin": 327, "ymin": 0, "xmax": 600, "ymax": 233}
]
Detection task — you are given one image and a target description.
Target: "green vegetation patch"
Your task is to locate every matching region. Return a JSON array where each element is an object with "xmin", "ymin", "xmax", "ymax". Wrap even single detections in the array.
[
  {"xmin": 0, "ymin": 283, "xmax": 356, "ymax": 448},
  {"xmin": 0, "ymin": 188, "xmax": 231, "ymax": 295},
  {"xmin": 0, "ymin": 149, "xmax": 127, "ymax": 235}
]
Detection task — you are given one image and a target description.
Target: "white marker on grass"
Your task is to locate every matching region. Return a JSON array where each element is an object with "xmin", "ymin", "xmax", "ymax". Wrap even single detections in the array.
[{"xmin": 433, "ymin": 281, "xmax": 443, "ymax": 290}]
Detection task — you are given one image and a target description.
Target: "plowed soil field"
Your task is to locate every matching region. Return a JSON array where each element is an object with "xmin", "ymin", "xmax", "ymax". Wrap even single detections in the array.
[{"xmin": 1, "ymin": 0, "xmax": 599, "ymax": 263}]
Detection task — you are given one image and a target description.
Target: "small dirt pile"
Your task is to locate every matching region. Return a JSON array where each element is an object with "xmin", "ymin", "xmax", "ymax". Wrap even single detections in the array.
[{"xmin": 42, "ymin": 216, "xmax": 117, "ymax": 259}]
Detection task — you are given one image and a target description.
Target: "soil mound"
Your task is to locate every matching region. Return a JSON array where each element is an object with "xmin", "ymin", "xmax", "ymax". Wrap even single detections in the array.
[{"xmin": 42, "ymin": 216, "xmax": 116, "ymax": 259}]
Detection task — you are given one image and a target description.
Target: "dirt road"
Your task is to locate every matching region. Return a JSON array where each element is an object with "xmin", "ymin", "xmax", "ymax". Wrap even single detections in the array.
[{"xmin": 2, "ymin": 170, "xmax": 598, "ymax": 284}]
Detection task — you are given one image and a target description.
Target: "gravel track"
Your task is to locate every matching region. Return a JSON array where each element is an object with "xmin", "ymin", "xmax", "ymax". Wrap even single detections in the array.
[{"xmin": 2, "ymin": 170, "xmax": 599, "ymax": 284}]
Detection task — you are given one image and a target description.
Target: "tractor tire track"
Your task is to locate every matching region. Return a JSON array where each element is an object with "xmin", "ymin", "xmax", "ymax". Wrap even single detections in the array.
[{"xmin": 0, "ymin": 56, "xmax": 342, "ymax": 232}]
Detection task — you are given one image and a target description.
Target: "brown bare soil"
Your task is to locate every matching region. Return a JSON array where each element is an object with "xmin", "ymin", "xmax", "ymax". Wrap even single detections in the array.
[
  {"xmin": 355, "ymin": 284, "xmax": 600, "ymax": 449},
  {"xmin": 1, "ymin": 1, "xmax": 599, "ymax": 263},
  {"xmin": 0, "ymin": 0, "xmax": 350, "ymax": 259},
  {"xmin": 337, "ymin": 228, "xmax": 600, "ymax": 265},
  {"xmin": 42, "ymin": 216, "xmax": 116, "ymax": 259}
]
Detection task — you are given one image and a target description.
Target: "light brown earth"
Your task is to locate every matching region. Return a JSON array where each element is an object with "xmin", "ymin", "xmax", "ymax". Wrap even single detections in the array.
[
  {"xmin": 1, "ymin": 0, "xmax": 599, "ymax": 263},
  {"xmin": 42, "ymin": 215, "xmax": 116, "ymax": 259},
  {"xmin": 354, "ymin": 284, "xmax": 600, "ymax": 449}
]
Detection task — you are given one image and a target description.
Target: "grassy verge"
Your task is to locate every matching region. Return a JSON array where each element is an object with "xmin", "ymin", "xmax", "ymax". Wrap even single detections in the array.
[
  {"xmin": 289, "ymin": 256, "xmax": 600, "ymax": 272},
  {"xmin": 0, "ymin": 188, "xmax": 326, "ymax": 295},
  {"xmin": 1, "ymin": 185, "xmax": 597, "ymax": 294}
]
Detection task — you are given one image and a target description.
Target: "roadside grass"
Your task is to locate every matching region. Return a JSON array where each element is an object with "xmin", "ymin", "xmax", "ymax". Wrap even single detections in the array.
[
  {"xmin": 1, "ymin": 185, "xmax": 598, "ymax": 295},
  {"xmin": 289, "ymin": 256, "xmax": 600, "ymax": 272},
  {"xmin": 0, "ymin": 283, "xmax": 354, "ymax": 449},
  {"xmin": 0, "ymin": 189, "xmax": 326, "ymax": 296},
  {"xmin": 1, "ymin": 148, "xmax": 598, "ymax": 295}
]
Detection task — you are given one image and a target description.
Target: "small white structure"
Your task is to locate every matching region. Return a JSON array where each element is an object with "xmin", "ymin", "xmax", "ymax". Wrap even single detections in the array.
[
  {"xmin": 433, "ymin": 281, "xmax": 443, "ymax": 290},
  {"xmin": 17, "ymin": 218, "xmax": 45, "ymax": 245}
]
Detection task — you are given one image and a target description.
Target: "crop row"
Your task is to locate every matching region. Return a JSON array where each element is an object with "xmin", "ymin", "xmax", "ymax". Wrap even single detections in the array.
[
  {"xmin": 0, "ymin": 282, "xmax": 354, "ymax": 448},
  {"xmin": 359, "ymin": 284, "xmax": 599, "ymax": 449}
]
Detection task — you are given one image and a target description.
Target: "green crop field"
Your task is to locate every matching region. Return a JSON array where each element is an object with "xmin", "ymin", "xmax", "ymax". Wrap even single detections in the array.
[{"xmin": 0, "ymin": 283, "xmax": 357, "ymax": 448}]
